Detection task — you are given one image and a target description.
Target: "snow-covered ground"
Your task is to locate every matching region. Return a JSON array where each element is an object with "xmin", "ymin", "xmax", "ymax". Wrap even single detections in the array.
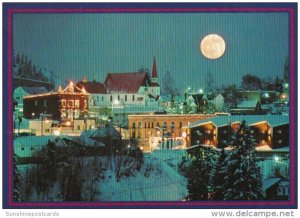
[
  {"xmin": 14, "ymin": 135, "xmax": 56, "ymax": 157},
  {"xmin": 18, "ymin": 150, "xmax": 188, "ymax": 201},
  {"xmin": 99, "ymin": 150, "xmax": 188, "ymax": 201}
]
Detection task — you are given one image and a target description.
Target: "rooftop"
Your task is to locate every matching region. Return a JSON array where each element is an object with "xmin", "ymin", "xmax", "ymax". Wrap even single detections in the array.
[{"xmin": 184, "ymin": 115, "xmax": 289, "ymax": 129}]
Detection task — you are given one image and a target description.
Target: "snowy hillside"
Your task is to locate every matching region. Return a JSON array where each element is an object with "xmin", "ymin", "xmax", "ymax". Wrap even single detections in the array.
[{"xmin": 99, "ymin": 150, "xmax": 187, "ymax": 201}]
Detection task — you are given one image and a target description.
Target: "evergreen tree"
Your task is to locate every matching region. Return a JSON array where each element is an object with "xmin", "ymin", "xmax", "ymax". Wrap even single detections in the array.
[
  {"xmin": 212, "ymin": 149, "xmax": 227, "ymax": 200},
  {"xmin": 255, "ymin": 101, "xmax": 262, "ymax": 114},
  {"xmin": 16, "ymin": 53, "xmax": 20, "ymax": 64},
  {"xmin": 13, "ymin": 153, "xmax": 22, "ymax": 202},
  {"xmin": 186, "ymin": 148, "xmax": 217, "ymax": 200},
  {"xmin": 186, "ymin": 156, "xmax": 209, "ymax": 200},
  {"xmin": 222, "ymin": 121, "xmax": 264, "ymax": 200}
]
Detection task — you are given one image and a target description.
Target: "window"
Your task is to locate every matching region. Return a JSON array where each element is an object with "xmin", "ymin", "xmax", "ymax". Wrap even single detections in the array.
[
  {"xmin": 102, "ymin": 96, "xmax": 104, "ymax": 102},
  {"xmin": 179, "ymin": 122, "xmax": 182, "ymax": 128},
  {"xmin": 110, "ymin": 95, "xmax": 113, "ymax": 102},
  {"xmin": 77, "ymin": 125, "xmax": 81, "ymax": 130},
  {"xmin": 125, "ymin": 95, "xmax": 127, "ymax": 102},
  {"xmin": 44, "ymin": 100, "xmax": 47, "ymax": 107},
  {"xmin": 171, "ymin": 122, "xmax": 175, "ymax": 128},
  {"xmin": 84, "ymin": 100, "xmax": 87, "ymax": 108},
  {"xmin": 68, "ymin": 100, "xmax": 74, "ymax": 107},
  {"xmin": 151, "ymin": 122, "xmax": 154, "ymax": 128},
  {"xmin": 74, "ymin": 109, "xmax": 80, "ymax": 119},
  {"xmin": 118, "ymin": 95, "xmax": 120, "ymax": 101},
  {"xmin": 132, "ymin": 122, "xmax": 136, "ymax": 128},
  {"xmin": 144, "ymin": 122, "xmax": 147, "ymax": 128},
  {"xmin": 61, "ymin": 110, "xmax": 67, "ymax": 118},
  {"xmin": 278, "ymin": 130, "xmax": 282, "ymax": 134},
  {"xmin": 75, "ymin": 100, "xmax": 80, "ymax": 108},
  {"xmin": 132, "ymin": 95, "xmax": 135, "ymax": 101},
  {"xmin": 35, "ymin": 100, "xmax": 38, "ymax": 106},
  {"xmin": 157, "ymin": 122, "xmax": 160, "ymax": 127},
  {"xmin": 138, "ymin": 122, "xmax": 142, "ymax": 128},
  {"xmin": 148, "ymin": 122, "xmax": 150, "ymax": 128},
  {"xmin": 61, "ymin": 100, "xmax": 66, "ymax": 107}
]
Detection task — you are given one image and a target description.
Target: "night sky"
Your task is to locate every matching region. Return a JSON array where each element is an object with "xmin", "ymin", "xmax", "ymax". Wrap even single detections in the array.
[{"xmin": 13, "ymin": 12, "xmax": 289, "ymax": 92}]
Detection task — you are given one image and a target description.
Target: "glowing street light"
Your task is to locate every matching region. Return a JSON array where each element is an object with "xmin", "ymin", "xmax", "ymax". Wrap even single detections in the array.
[
  {"xmin": 65, "ymin": 121, "xmax": 71, "ymax": 126},
  {"xmin": 274, "ymin": 155, "xmax": 280, "ymax": 162},
  {"xmin": 199, "ymin": 89, "xmax": 203, "ymax": 94}
]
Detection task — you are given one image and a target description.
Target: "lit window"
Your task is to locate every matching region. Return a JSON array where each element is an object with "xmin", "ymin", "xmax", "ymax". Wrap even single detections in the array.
[
  {"xmin": 44, "ymin": 100, "xmax": 47, "ymax": 107},
  {"xmin": 84, "ymin": 100, "xmax": 87, "ymax": 108},
  {"xmin": 35, "ymin": 100, "xmax": 38, "ymax": 106},
  {"xmin": 61, "ymin": 100, "xmax": 66, "ymax": 107},
  {"xmin": 75, "ymin": 100, "xmax": 80, "ymax": 108},
  {"xmin": 68, "ymin": 100, "xmax": 74, "ymax": 107},
  {"xmin": 278, "ymin": 130, "xmax": 282, "ymax": 134}
]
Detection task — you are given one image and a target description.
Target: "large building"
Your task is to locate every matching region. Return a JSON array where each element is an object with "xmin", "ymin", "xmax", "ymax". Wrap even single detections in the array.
[
  {"xmin": 77, "ymin": 57, "xmax": 160, "ymax": 109},
  {"xmin": 76, "ymin": 79, "xmax": 107, "ymax": 117},
  {"xmin": 76, "ymin": 58, "xmax": 161, "ymax": 125},
  {"xmin": 128, "ymin": 114, "xmax": 215, "ymax": 151},
  {"xmin": 23, "ymin": 81, "xmax": 89, "ymax": 121},
  {"xmin": 183, "ymin": 115, "xmax": 289, "ymax": 149}
]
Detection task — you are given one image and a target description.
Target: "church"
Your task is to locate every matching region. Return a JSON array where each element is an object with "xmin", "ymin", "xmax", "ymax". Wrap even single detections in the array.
[{"xmin": 76, "ymin": 57, "xmax": 161, "ymax": 115}]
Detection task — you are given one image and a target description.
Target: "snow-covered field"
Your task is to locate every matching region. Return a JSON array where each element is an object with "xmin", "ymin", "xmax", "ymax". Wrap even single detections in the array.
[
  {"xmin": 14, "ymin": 136, "xmax": 56, "ymax": 157},
  {"xmin": 18, "ymin": 150, "xmax": 188, "ymax": 201},
  {"xmin": 100, "ymin": 150, "xmax": 187, "ymax": 201}
]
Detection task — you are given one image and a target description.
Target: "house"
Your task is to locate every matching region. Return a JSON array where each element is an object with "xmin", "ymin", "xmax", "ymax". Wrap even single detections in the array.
[
  {"xmin": 231, "ymin": 100, "xmax": 258, "ymax": 115},
  {"xmin": 186, "ymin": 93, "xmax": 208, "ymax": 113},
  {"xmin": 23, "ymin": 81, "xmax": 89, "ymax": 121},
  {"xmin": 76, "ymin": 79, "xmax": 107, "ymax": 118},
  {"xmin": 104, "ymin": 57, "xmax": 160, "ymax": 107},
  {"xmin": 13, "ymin": 86, "xmax": 48, "ymax": 114},
  {"xmin": 208, "ymin": 93, "xmax": 225, "ymax": 112}
]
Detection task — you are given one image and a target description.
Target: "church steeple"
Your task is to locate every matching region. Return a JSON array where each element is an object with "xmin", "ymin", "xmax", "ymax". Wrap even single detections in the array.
[{"xmin": 151, "ymin": 57, "xmax": 157, "ymax": 83}]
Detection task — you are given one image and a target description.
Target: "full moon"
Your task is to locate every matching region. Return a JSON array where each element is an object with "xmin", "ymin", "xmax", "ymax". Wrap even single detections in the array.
[{"xmin": 200, "ymin": 34, "xmax": 226, "ymax": 59}]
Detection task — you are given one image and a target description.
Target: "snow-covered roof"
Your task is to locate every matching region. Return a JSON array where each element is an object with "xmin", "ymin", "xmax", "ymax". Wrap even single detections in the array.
[
  {"xmin": 185, "ymin": 115, "xmax": 289, "ymax": 129},
  {"xmin": 237, "ymin": 100, "xmax": 257, "ymax": 108},
  {"xmin": 80, "ymin": 126, "xmax": 120, "ymax": 139},
  {"xmin": 112, "ymin": 105, "xmax": 160, "ymax": 114},
  {"xmin": 263, "ymin": 177, "xmax": 281, "ymax": 191},
  {"xmin": 104, "ymin": 72, "xmax": 150, "ymax": 93}
]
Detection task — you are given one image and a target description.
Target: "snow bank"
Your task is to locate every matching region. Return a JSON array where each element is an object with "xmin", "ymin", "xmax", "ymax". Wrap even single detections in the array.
[{"xmin": 14, "ymin": 136, "xmax": 56, "ymax": 157}]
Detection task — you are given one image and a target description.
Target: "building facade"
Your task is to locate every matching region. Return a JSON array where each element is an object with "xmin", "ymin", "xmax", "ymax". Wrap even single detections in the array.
[
  {"xmin": 128, "ymin": 114, "xmax": 215, "ymax": 151},
  {"xmin": 183, "ymin": 115, "xmax": 289, "ymax": 149},
  {"xmin": 23, "ymin": 82, "xmax": 89, "ymax": 121}
]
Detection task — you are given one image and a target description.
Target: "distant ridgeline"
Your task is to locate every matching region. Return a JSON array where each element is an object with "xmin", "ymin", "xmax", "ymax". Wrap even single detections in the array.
[{"xmin": 12, "ymin": 52, "xmax": 54, "ymax": 91}]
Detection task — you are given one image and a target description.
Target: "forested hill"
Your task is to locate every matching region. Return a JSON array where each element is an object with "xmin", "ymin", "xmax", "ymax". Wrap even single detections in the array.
[{"xmin": 12, "ymin": 52, "xmax": 54, "ymax": 90}]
